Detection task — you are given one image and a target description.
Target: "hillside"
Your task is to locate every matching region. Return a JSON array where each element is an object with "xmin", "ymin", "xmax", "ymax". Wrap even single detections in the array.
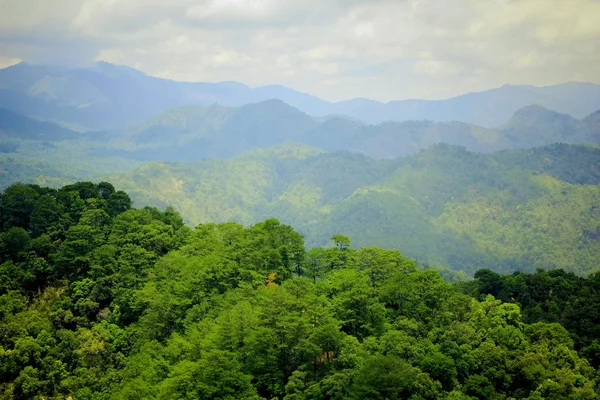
[
  {"xmin": 1, "ymin": 181, "xmax": 599, "ymax": 399},
  {"xmin": 1, "ymin": 102, "xmax": 598, "ymax": 276},
  {"xmin": 110, "ymin": 142, "xmax": 600, "ymax": 275},
  {"xmin": 0, "ymin": 62, "xmax": 327, "ymax": 130},
  {"xmin": 3, "ymin": 101, "xmax": 597, "ymax": 192},
  {"xmin": 2, "ymin": 62, "xmax": 600, "ymax": 129},
  {"xmin": 0, "ymin": 108, "xmax": 84, "ymax": 141},
  {"xmin": 95, "ymin": 101, "xmax": 600, "ymax": 162},
  {"xmin": 366, "ymin": 82, "xmax": 600, "ymax": 127},
  {"xmin": 0, "ymin": 137, "xmax": 144, "ymax": 190}
]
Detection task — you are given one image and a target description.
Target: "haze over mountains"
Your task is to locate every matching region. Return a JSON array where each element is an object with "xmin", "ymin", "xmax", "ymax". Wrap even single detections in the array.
[
  {"xmin": 101, "ymin": 100, "xmax": 599, "ymax": 161},
  {"xmin": 2, "ymin": 61, "xmax": 600, "ymax": 130},
  {"xmin": 1, "ymin": 60, "xmax": 599, "ymax": 278},
  {"xmin": 2, "ymin": 97, "xmax": 599, "ymax": 163}
]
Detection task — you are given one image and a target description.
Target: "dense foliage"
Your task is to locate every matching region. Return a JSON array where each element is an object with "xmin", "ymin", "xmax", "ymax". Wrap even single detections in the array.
[
  {"xmin": 1, "ymin": 182, "xmax": 599, "ymax": 399},
  {"xmin": 110, "ymin": 142, "xmax": 600, "ymax": 275},
  {"xmin": 2, "ymin": 140, "xmax": 599, "ymax": 276},
  {"xmin": 463, "ymin": 268, "xmax": 600, "ymax": 368},
  {"xmin": 0, "ymin": 138, "xmax": 144, "ymax": 190}
]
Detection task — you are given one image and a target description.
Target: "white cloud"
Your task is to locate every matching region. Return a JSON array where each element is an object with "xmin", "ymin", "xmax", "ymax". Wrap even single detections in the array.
[
  {"xmin": 0, "ymin": 56, "xmax": 21, "ymax": 68},
  {"xmin": 513, "ymin": 52, "xmax": 546, "ymax": 69},
  {"xmin": 300, "ymin": 45, "xmax": 356, "ymax": 61},
  {"xmin": 0, "ymin": 0, "xmax": 599, "ymax": 101},
  {"xmin": 413, "ymin": 60, "xmax": 463, "ymax": 76}
]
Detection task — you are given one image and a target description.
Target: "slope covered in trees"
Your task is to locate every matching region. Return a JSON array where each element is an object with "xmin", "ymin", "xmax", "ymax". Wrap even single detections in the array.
[
  {"xmin": 1, "ymin": 100, "xmax": 598, "ymax": 277},
  {"xmin": 0, "ymin": 108, "xmax": 86, "ymax": 141},
  {"xmin": 1, "ymin": 182, "xmax": 599, "ymax": 399},
  {"xmin": 110, "ymin": 142, "xmax": 600, "ymax": 275},
  {"xmin": 98, "ymin": 101, "xmax": 600, "ymax": 161},
  {"xmin": 1, "ymin": 99, "xmax": 597, "ymax": 192},
  {"xmin": 462, "ymin": 268, "xmax": 600, "ymax": 368},
  {"xmin": 0, "ymin": 132, "xmax": 144, "ymax": 190}
]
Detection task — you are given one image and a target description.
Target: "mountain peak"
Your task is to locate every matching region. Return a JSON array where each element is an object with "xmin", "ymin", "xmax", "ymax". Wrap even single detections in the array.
[
  {"xmin": 3, "ymin": 60, "xmax": 29, "ymax": 69},
  {"xmin": 503, "ymin": 105, "xmax": 580, "ymax": 132},
  {"xmin": 244, "ymin": 98, "xmax": 303, "ymax": 111},
  {"xmin": 510, "ymin": 104, "xmax": 562, "ymax": 119},
  {"xmin": 583, "ymin": 108, "xmax": 600, "ymax": 126},
  {"xmin": 584, "ymin": 108, "xmax": 600, "ymax": 119},
  {"xmin": 214, "ymin": 81, "xmax": 249, "ymax": 89}
]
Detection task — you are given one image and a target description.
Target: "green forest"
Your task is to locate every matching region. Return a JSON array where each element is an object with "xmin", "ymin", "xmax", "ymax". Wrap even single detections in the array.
[
  {"xmin": 3, "ymin": 138, "xmax": 600, "ymax": 276},
  {"xmin": 1, "ymin": 182, "xmax": 600, "ymax": 399},
  {"xmin": 111, "ymin": 142, "xmax": 600, "ymax": 276}
]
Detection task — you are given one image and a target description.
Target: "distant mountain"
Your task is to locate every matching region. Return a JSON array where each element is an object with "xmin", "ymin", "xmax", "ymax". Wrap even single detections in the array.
[
  {"xmin": 109, "ymin": 142, "xmax": 600, "ymax": 275},
  {"xmin": 496, "ymin": 105, "xmax": 598, "ymax": 148},
  {"xmin": 583, "ymin": 109, "xmax": 600, "ymax": 131},
  {"xmin": 1, "ymin": 62, "xmax": 600, "ymax": 129},
  {"xmin": 349, "ymin": 82, "xmax": 600, "ymax": 127},
  {"xmin": 0, "ymin": 62, "xmax": 327, "ymax": 130},
  {"xmin": 0, "ymin": 108, "xmax": 81, "ymax": 141},
  {"xmin": 96, "ymin": 101, "xmax": 600, "ymax": 161}
]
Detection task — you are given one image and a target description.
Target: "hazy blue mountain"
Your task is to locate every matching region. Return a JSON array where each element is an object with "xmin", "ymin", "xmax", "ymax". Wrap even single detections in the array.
[
  {"xmin": 330, "ymin": 82, "xmax": 600, "ymax": 126},
  {"xmin": 2, "ymin": 61, "xmax": 600, "ymax": 129},
  {"xmin": 0, "ymin": 107, "xmax": 112, "ymax": 144},
  {"xmin": 0, "ymin": 62, "xmax": 196, "ymax": 130},
  {"xmin": 96, "ymin": 100, "xmax": 599, "ymax": 162},
  {"xmin": 0, "ymin": 108, "xmax": 82, "ymax": 141},
  {"xmin": 583, "ymin": 108, "xmax": 600, "ymax": 131},
  {"xmin": 0, "ymin": 62, "xmax": 325, "ymax": 130}
]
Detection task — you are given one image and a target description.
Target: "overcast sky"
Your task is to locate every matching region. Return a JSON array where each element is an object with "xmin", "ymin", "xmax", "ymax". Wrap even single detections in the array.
[{"xmin": 1, "ymin": 0, "xmax": 599, "ymax": 102}]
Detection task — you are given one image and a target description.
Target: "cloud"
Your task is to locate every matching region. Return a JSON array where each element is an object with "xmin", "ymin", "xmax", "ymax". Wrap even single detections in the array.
[
  {"xmin": 0, "ymin": 56, "xmax": 21, "ymax": 68},
  {"xmin": 413, "ymin": 60, "xmax": 463, "ymax": 76},
  {"xmin": 513, "ymin": 52, "xmax": 545, "ymax": 70},
  {"xmin": 0, "ymin": 0, "xmax": 599, "ymax": 101}
]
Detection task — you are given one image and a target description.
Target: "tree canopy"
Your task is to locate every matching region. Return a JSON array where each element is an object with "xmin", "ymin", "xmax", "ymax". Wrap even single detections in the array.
[{"xmin": 0, "ymin": 182, "xmax": 599, "ymax": 399}]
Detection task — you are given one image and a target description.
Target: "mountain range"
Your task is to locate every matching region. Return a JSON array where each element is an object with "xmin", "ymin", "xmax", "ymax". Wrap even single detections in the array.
[
  {"xmin": 1, "ymin": 61, "xmax": 600, "ymax": 277},
  {"xmin": 2, "ymin": 97, "xmax": 598, "ymax": 163},
  {"xmin": 2, "ymin": 61, "xmax": 600, "ymax": 129},
  {"xmin": 2, "ymin": 106, "xmax": 599, "ymax": 276},
  {"xmin": 108, "ymin": 142, "xmax": 600, "ymax": 276},
  {"xmin": 101, "ymin": 100, "xmax": 600, "ymax": 161}
]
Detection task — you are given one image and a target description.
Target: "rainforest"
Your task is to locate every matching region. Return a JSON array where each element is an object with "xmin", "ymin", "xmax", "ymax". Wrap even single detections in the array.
[{"xmin": 1, "ymin": 181, "xmax": 600, "ymax": 399}]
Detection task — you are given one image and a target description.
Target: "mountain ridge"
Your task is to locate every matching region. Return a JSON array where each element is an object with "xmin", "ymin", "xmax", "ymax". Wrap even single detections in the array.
[
  {"xmin": 107, "ymin": 141, "xmax": 600, "ymax": 276},
  {"xmin": 99, "ymin": 100, "xmax": 600, "ymax": 161},
  {"xmin": 1, "ymin": 98, "xmax": 598, "ymax": 163},
  {"xmin": 2, "ymin": 61, "xmax": 600, "ymax": 129}
]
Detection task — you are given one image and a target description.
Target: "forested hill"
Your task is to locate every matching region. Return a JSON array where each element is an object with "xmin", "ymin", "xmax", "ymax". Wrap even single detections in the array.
[
  {"xmin": 111, "ymin": 142, "xmax": 600, "ymax": 276},
  {"xmin": 99, "ymin": 101, "xmax": 600, "ymax": 161},
  {"xmin": 1, "ymin": 138, "xmax": 598, "ymax": 276},
  {"xmin": 1, "ymin": 181, "xmax": 600, "ymax": 399}
]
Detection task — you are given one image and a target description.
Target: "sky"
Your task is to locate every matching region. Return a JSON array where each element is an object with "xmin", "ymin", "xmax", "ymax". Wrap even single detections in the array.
[{"xmin": 0, "ymin": 0, "xmax": 599, "ymax": 102}]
